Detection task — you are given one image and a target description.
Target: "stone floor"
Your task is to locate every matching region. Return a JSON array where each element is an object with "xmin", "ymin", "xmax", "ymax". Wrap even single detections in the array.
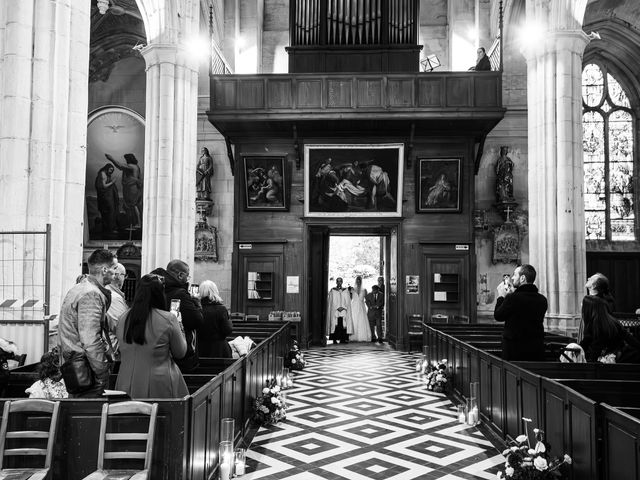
[{"xmin": 240, "ymin": 343, "xmax": 506, "ymax": 479}]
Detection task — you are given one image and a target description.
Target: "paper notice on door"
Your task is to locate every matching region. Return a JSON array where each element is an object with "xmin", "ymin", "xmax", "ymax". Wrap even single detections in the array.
[
  {"xmin": 286, "ymin": 276, "xmax": 299, "ymax": 294},
  {"xmin": 434, "ymin": 291, "xmax": 447, "ymax": 301},
  {"xmin": 434, "ymin": 273, "xmax": 441, "ymax": 283}
]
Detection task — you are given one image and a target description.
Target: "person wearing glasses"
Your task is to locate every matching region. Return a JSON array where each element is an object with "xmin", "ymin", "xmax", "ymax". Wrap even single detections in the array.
[
  {"xmin": 105, "ymin": 263, "xmax": 128, "ymax": 360},
  {"xmin": 161, "ymin": 259, "xmax": 204, "ymax": 372}
]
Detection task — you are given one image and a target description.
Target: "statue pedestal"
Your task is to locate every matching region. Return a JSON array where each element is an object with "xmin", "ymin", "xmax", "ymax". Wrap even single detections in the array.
[
  {"xmin": 495, "ymin": 200, "xmax": 518, "ymax": 222},
  {"xmin": 195, "ymin": 199, "xmax": 218, "ymax": 262}
]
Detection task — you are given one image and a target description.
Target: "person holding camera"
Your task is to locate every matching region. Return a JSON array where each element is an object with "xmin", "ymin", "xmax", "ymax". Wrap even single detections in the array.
[{"xmin": 494, "ymin": 264, "xmax": 548, "ymax": 361}]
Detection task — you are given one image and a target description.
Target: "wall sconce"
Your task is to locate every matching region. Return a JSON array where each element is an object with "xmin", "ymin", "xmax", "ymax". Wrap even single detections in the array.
[{"xmin": 420, "ymin": 54, "xmax": 441, "ymax": 72}]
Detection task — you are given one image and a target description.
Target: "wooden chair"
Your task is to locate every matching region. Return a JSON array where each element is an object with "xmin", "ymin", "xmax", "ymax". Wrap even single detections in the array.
[
  {"xmin": 407, "ymin": 314, "xmax": 424, "ymax": 352},
  {"xmin": 82, "ymin": 401, "xmax": 158, "ymax": 480},
  {"xmin": 0, "ymin": 399, "xmax": 61, "ymax": 480}
]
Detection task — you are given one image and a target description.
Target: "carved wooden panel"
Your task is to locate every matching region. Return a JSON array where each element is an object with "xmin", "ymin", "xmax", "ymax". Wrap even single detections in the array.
[
  {"xmin": 474, "ymin": 76, "xmax": 498, "ymax": 107},
  {"xmin": 213, "ymin": 80, "xmax": 237, "ymax": 108},
  {"xmin": 238, "ymin": 80, "xmax": 264, "ymax": 109},
  {"xmin": 297, "ymin": 79, "xmax": 322, "ymax": 107},
  {"xmin": 356, "ymin": 79, "xmax": 383, "ymax": 107},
  {"xmin": 446, "ymin": 77, "xmax": 471, "ymax": 107},
  {"xmin": 327, "ymin": 79, "xmax": 352, "ymax": 107},
  {"xmin": 417, "ymin": 78, "xmax": 442, "ymax": 107},
  {"xmin": 388, "ymin": 79, "xmax": 414, "ymax": 107},
  {"xmin": 268, "ymin": 80, "xmax": 293, "ymax": 108}
]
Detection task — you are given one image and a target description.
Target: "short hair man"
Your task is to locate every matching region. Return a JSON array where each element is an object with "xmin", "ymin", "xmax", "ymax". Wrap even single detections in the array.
[
  {"xmin": 494, "ymin": 264, "xmax": 548, "ymax": 361},
  {"xmin": 163, "ymin": 259, "xmax": 203, "ymax": 371},
  {"xmin": 365, "ymin": 285, "xmax": 385, "ymax": 343},
  {"xmin": 58, "ymin": 249, "xmax": 117, "ymax": 397},
  {"xmin": 105, "ymin": 262, "xmax": 128, "ymax": 358},
  {"xmin": 469, "ymin": 47, "xmax": 491, "ymax": 71}
]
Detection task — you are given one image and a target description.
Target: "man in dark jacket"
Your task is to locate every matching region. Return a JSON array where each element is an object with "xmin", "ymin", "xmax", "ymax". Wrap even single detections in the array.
[
  {"xmin": 161, "ymin": 259, "xmax": 204, "ymax": 372},
  {"xmin": 469, "ymin": 47, "xmax": 491, "ymax": 71},
  {"xmin": 494, "ymin": 264, "xmax": 548, "ymax": 361}
]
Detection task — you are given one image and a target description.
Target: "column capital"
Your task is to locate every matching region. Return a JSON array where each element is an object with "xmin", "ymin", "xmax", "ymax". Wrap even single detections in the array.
[
  {"xmin": 521, "ymin": 29, "xmax": 590, "ymax": 64},
  {"xmin": 140, "ymin": 43, "xmax": 200, "ymax": 73}
]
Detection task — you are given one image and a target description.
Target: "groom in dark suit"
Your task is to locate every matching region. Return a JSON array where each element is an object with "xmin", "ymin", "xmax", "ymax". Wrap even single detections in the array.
[{"xmin": 365, "ymin": 285, "xmax": 384, "ymax": 343}]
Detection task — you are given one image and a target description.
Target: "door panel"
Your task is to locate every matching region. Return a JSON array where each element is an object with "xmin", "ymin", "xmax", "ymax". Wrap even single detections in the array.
[{"xmin": 308, "ymin": 227, "xmax": 329, "ymax": 346}]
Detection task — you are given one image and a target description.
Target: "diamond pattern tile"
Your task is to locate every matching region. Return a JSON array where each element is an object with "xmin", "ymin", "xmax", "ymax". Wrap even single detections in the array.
[{"xmin": 242, "ymin": 345, "xmax": 507, "ymax": 479}]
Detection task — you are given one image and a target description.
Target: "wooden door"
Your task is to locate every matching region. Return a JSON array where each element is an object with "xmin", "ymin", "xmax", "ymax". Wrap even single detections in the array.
[
  {"xmin": 307, "ymin": 226, "xmax": 329, "ymax": 346},
  {"xmin": 237, "ymin": 245, "xmax": 284, "ymax": 320}
]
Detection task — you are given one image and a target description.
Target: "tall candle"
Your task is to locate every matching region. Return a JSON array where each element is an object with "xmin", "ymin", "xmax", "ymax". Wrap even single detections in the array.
[
  {"xmin": 220, "ymin": 462, "xmax": 230, "ymax": 480},
  {"xmin": 458, "ymin": 411, "xmax": 466, "ymax": 424},
  {"xmin": 235, "ymin": 460, "xmax": 246, "ymax": 476}
]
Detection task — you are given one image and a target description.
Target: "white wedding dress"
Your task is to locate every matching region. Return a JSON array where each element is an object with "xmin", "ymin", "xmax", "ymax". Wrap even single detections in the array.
[{"xmin": 350, "ymin": 288, "xmax": 371, "ymax": 342}]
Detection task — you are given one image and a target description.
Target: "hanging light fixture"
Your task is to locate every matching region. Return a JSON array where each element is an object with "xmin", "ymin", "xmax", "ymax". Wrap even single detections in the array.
[{"xmin": 97, "ymin": 0, "xmax": 109, "ymax": 15}]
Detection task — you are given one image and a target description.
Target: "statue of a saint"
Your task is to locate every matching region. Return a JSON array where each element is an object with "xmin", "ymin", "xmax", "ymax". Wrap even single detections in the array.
[
  {"xmin": 196, "ymin": 147, "xmax": 214, "ymax": 200},
  {"xmin": 495, "ymin": 146, "xmax": 514, "ymax": 203}
]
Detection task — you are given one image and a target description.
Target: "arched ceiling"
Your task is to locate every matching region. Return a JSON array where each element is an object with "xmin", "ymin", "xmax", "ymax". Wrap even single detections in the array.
[
  {"xmin": 90, "ymin": 0, "xmax": 146, "ymax": 83},
  {"xmin": 585, "ymin": 0, "xmax": 640, "ymax": 33}
]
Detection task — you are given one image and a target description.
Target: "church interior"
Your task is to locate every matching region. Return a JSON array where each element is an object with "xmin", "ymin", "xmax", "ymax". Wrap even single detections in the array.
[{"xmin": 1, "ymin": 0, "xmax": 640, "ymax": 479}]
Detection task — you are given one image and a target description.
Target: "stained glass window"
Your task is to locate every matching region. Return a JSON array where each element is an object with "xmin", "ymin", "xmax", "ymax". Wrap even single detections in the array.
[{"xmin": 582, "ymin": 63, "xmax": 635, "ymax": 241}]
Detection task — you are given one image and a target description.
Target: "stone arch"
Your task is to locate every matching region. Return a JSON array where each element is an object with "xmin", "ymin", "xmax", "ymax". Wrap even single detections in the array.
[{"xmin": 133, "ymin": 0, "xmax": 200, "ymax": 45}]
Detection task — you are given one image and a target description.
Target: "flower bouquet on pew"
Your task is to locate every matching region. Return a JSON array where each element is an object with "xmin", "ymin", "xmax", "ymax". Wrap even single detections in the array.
[
  {"xmin": 497, "ymin": 418, "xmax": 571, "ymax": 479},
  {"xmin": 284, "ymin": 341, "xmax": 306, "ymax": 371},
  {"xmin": 424, "ymin": 359, "xmax": 449, "ymax": 393},
  {"xmin": 253, "ymin": 378, "xmax": 287, "ymax": 426}
]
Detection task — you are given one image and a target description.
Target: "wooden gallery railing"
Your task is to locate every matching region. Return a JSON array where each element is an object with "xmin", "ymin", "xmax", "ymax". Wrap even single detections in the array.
[
  {"xmin": 0, "ymin": 322, "xmax": 292, "ymax": 480},
  {"xmin": 290, "ymin": 0, "xmax": 418, "ymax": 46},
  {"xmin": 424, "ymin": 324, "xmax": 640, "ymax": 480}
]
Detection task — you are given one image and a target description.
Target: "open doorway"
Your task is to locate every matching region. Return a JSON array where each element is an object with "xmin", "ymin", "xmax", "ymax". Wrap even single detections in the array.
[{"xmin": 327, "ymin": 235, "xmax": 385, "ymax": 343}]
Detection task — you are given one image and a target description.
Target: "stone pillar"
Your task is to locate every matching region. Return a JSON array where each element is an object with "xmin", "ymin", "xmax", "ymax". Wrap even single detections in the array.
[
  {"xmin": 523, "ymin": 16, "xmax": 589, "ymax": 332},
  {"xmin": 140, "ymin": 44, "xmax": 199, "ymax": 273},
  {"xmin": 0, "ymin": 0, "xmax": 90, "ymax": 314}
]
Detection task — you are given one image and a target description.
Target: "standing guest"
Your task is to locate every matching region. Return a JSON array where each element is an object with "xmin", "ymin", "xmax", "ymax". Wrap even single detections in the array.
[
  {"xmin": 365, "ymin": 285, "xmax": 385, "ymax": 343},
  {"xmin": 469, "ymin": 47, "xmax": 491, "ymax": 71},
  {"xmin": 578, "ymin": 273, "xmax": 616, "ymax": 342},
  {"xmin": 377, "ymin": 276, "xmax": 385, "ymax": 295},
  {"xmin": 105, "ymin": 262, "xmax": 128, "ymax": 359},
  {"xmin": 26, "ymin": 350, "xmax": 68, "ymax": 399},
  {"xmin": 157, "ymin": 260, "xmax": 204, "ymax": 372},
  {"xmin": 198, "ymin": 280, "xmax": 233, "ymax": 358},
  {"xmin": 326, "ymin": 277, "xmax": 353, "ymax": 344},
  {"xmin": 58, "ymin": 249, "xmax": 117, "ymax": 397},
  {"xmin": 116, "ymin": 274, "xmax": 188, "ymax": 398},
  {"xmin": 494, "ymin": 264, "xmax": 548, "ymax": 361},
  {"xmin": 580, "ymin": 296, "xmax": 640, "ymax": 362}
]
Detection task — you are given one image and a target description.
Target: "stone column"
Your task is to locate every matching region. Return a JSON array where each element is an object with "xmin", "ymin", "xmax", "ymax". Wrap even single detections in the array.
[
  {"xmin": 0, "ymin": 0, "xmax": 90, "ymax": 314},
  {"xmin": 523, "ymin": 21, "xmax": 589, "ymax": 332},
  {"xmin": 140, "ymin": 44, "xmax": 199, "ymax": 273}
]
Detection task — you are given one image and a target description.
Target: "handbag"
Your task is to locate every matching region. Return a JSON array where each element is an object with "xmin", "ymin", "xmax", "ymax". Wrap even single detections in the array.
[{"xmin": 60, "ymin": 351, "xmax": 95, "ymax": 394}]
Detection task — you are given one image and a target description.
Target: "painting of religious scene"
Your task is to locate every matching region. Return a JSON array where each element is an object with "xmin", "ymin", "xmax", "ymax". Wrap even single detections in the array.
[
  {"xmin": 243, "ymin": 156, "xmax": 288, "ymax": 210},
  {"xmin": 416, "ymin": 158, "xmax": 461, "ymax": 213},
  {"xmin": 85, "ymin": 106, "xmax": 145, "ymax": 242},
  {"xmin": 304, "ymin": 144, "xmax": 404, "ymax": 217}
]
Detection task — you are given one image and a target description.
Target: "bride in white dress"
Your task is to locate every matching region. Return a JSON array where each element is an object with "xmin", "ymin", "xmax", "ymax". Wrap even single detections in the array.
[{"xmin": 349, "ymin": 276, "xmax": 371, "ymax": 342}]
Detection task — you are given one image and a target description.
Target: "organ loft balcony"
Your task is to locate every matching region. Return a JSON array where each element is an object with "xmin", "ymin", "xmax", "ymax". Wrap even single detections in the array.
[{"xmin": 207, "ymin": 0, "xmax": 505, "ymax": 141}]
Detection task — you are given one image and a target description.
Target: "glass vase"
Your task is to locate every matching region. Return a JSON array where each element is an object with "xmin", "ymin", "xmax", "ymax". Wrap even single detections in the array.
[{"xmin": 219, "ymin": 441, "xmax": 233, "ymax": 480}]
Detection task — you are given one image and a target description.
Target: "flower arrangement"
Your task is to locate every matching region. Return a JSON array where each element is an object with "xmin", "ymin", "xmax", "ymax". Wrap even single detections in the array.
[
  {"xmin": 497, "ymin": 418, "xmax": 572, "ymax": 479},
  {"xmin": 284, "ymin": 341, "xmax": 306, "ymax": 371},
  {"xmin": 424, "ymin": 359, "xmax": 448, "ymax": 392},
  {"xmin": 253, "ymin": 378, "xmax": 287, "ymax": 426}
]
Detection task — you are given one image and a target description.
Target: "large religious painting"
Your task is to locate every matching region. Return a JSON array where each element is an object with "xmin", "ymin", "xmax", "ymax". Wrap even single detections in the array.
[
  {"xmin": 304, "ymin": 144, "xmax": 404, "ymax": 217},
  {"xmin": 85, "ymin": 106, "xmax": 145, "ymax": 243},
  {"xmin": 243, "ymin": 156, "xmax": 289, "ymax": 211},
  {"xmin": 416, "ymin": 158, "xmax": 461, "ymax": 213}
]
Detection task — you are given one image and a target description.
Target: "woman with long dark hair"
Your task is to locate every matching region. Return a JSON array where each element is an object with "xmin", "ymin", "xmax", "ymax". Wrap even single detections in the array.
[
  {"xmin": 578, "ymin": 273, "xmax": 616, "ymax": 343},
  {"xmin": 115, "ymin": 274, "xmax": 188, "ymax": 398},
  {"xmin": 580, "ymin": 296, "xmax": 640, "ymax": 362}
]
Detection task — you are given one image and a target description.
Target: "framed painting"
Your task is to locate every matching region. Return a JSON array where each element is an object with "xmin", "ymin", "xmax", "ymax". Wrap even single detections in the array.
[
  {"xmin": 243, "ymin": 156, "xmax": 289, "ymax": 211},
  {"xmin": 304, "ymin": 143, "xmax": 404, "ymax": 217},
  {"xmin": 416, "ymin": 158, "xmax": 461, "ymax": 213},
  {"xmin": 85, "ymin": 106, "xmax": 145, "ymax": 244}
]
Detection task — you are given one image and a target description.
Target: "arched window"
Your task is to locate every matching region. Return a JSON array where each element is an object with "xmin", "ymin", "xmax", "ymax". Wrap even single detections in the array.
[{"xmin": 582, "ymin": 63, "xmax": 635, "ymax": 241}]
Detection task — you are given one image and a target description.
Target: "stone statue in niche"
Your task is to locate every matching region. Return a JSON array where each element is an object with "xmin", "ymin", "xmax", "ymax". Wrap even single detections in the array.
[
  {"xmin": 196, "ymin": 147, "xmax": 214, "ymax": 200},
  {"xmin": 495, "ymin": 146, "xmax": 514, "ymax": 203}
]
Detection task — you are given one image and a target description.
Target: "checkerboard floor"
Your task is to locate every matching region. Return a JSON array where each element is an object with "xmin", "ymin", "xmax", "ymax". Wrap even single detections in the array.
[{"xmin": 241, "ymin": 344, "xmax": 506, "ymax": 479}]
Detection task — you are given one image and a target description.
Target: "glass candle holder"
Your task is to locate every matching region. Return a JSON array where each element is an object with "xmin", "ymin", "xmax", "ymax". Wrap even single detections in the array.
[
  {"xmin": 219, "ymin": 441, "xmax": 233, "ymax": 480},
  {"xmin": 221, "ymin": 418, "xmax": 235, "ymax": 444},
  {"xmin": 467, "ymin": 398, "xmax": 479, "ymax": 426},
  {"xmin": 282, "ymin": 368, "xmax": 290, "ymax": 388},
  {"xmin": 457, "ymin": 404, "xmax": 467, "ymax": 424},
  {"xmin": 234, "ymin": 448, "xmax": 246, "ymax": 476}
]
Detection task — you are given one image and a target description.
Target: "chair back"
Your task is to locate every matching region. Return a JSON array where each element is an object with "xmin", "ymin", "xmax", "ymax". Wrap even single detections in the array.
[
  {"xmin": 96, "ymin": 401, "xmax": 158, "ymax": 471},
  {"xmin": 245, "ymin": 314, "xmax": 260, "ymax": 322},
  {"xmin": 0, "ymin": 399, "xmax": 60, "ymax": 470}
]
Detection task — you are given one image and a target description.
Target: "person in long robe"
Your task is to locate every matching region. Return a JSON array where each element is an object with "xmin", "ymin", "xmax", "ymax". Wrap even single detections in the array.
[
  {"xmin": 326, "ymin": 277, "xmax": 353, "ymax": 344},
  {"xmin": 349, "ymin": 276, "xmax": 371, "ymax": 342}
]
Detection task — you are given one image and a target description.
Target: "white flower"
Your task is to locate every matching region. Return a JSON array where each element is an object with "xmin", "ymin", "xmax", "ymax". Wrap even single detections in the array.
[
  {"xmin": 273, "ymin": 385, "xmax": 281, "ymax": 393},
  {"xmin": 260, "ymin": 405, "xmax": 269, "ymax": 413},
  {"xmin": 533, "ymin": 428, "xmax": 540, "ymax": 434},
  {"xmin": 533, "ymin": 456, "xmax": 548, "ymax": 471},
  {"xmin": 291, "ymin": 359, "xmax": 297, "ymax": 364},
  {"xmin": 496, "ymin": 472, "xmax": 503, "ymax": 479},
  {"xmin": 527, "ymin": 448, "xmax": 536, "ymax": 455},
  {"xmin": 564, "ymin": 454, "xmax": 572, "ymax": 465},
  {"xmin": 271, "ymin": 397, "xmax": 279, "ymax": 404},
  {"xmin": 262, "ymin": 388, "xmax": 270, "ymax": 394},
  {"xmin": 510, "ymin": 446, "xmax": 519, "ymax": 452},
  {"xmin": 442, "ymin": 358, "xmax": 447, "ymax": 363},
  {"xmin": 505, "ymin": 466, "xmax": 514, "ymax": 477},
  {"xmin": 515, "ymin": 435, "xmax": 528, "ymax": 444},
  {"xmin": 522, "ymin": 417, "xmax": 532, "ymax": 423},
  {"xmin": 534, "ymin": 441, "xmax": 546, "ymax": 453},
  {"xmin": 502, "ymin": 449, "xmax": 511, "ymax": 456}
]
